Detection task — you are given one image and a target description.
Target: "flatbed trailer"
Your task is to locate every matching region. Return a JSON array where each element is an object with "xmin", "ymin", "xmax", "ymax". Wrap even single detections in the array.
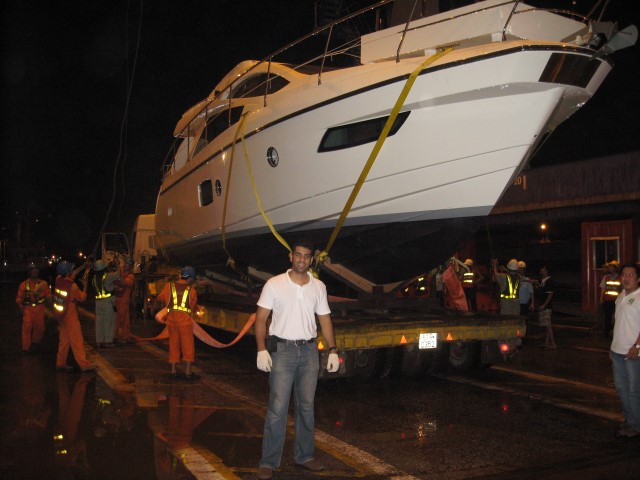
[{"xmin": 193, "ymin": 298, "xmax": 524, "ymax": 379}]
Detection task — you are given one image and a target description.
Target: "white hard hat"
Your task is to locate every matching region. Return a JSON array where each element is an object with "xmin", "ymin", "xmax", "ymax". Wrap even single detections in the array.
[
  {"xmin": 464, "ymin": 258, "xmax": 474, "ymax": 266},
  {"xmin": 517, "ymin": 260, "xmax": 526, "ymax": 269},
  {"xmin": 507, "ymin": 259, "xmax": 518, "ymax": 271}
]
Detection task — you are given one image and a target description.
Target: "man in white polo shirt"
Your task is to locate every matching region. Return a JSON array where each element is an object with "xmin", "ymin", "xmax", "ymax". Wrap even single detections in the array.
[
  {"xmin": 611, "ymin": 262, "xmax": 640, "ymax": 439},
  {"xmin": 255, "ymin": 241, "xmax": 339, "ymax": 480}
]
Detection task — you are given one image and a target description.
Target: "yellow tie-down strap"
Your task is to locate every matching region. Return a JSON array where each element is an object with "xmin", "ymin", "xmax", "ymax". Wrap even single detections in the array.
[{"xmin": 316, "ymin": 47, "xmax": 453, "ymax": 272}]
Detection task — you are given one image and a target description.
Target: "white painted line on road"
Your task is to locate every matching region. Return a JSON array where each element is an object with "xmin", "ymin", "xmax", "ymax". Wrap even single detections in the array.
[
  {"xmin": 440, "ymin": 372, "xmax": 623, "ymax": 423},
  {"xmin": 491, "ymin": 365, "xmax": 616, "ymax": 396}
]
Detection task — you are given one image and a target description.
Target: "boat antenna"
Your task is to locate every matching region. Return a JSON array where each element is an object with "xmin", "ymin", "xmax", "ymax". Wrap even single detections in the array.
[{"xmin": 91, "ymin": 0, "xmax": 144, "ymax": 258}]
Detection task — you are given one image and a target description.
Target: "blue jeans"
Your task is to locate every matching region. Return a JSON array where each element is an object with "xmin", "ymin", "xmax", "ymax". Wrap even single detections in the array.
[
  {"xmin": 611, "ymin": 351, "xmax": 640, "ymax": 431},
  {"xmin": 260, "ymin": 341, "xmax": 319, "ymax": 469}
]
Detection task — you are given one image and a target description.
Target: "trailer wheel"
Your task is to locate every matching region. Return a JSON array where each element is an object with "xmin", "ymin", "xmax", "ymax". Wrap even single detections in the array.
[
  {"xmin": 354, "ymin": 349, "xmax": 378, "ymax": 380},
  {"xmin": 448, "ymin": 341, "xmax": 480, "ymax": 372}
]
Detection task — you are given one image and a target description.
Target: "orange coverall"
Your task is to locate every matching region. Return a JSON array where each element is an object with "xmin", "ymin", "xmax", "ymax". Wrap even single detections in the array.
[
  {"xmin": 114, "ymin": 271, "xmax": 135, "ymax": 342},
  {"xmin": 157, "ymin": 281, "xmax": 198, "ymax": 363},
  {"xmin": 55, "ymin": 277, "xmax": 93, "ymax": 370},
  {"xmin": 16, "ymin": 278, "xmax": 52, "ymax": 351}
]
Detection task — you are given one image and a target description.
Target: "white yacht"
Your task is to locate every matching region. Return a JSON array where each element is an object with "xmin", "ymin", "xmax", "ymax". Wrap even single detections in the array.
[{"xmin": 152, "ymin": 0, "xmax": 636, "ymax": 287}]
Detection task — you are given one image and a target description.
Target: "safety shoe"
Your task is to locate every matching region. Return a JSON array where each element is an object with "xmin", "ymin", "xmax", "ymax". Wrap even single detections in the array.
[
  {"xmin": 56, "ymin": 365, "xmax": 74, "ymax": 372},
  {"xmin": 81, "ymin": 365, "xmax": 97, "ymax": 372},
  {"xmin": 256, "ymin": 466, "xmax": 273, "ymax": 479},
  {"xmin": 184, "ymin": 373, "xmax": 201, "ymax": 381},
  {"xmin": 295, "ymin": 458, "xmax": 325, "ymax": 471}
]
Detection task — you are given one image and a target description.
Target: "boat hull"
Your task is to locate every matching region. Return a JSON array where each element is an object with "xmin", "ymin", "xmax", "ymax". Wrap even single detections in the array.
[{"xmin": 155, "ymin": 43, "xmax": 612, "ymax": 285}]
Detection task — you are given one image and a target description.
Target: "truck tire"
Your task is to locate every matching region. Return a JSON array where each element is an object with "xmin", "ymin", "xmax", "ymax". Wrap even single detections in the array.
[{"xmin": 448, "ymin": 341, "xmax": 480, "ymax": 372}]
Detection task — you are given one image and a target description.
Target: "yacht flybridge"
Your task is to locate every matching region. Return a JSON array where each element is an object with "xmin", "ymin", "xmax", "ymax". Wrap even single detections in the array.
[{"xmin": 152, "ymin": 0, "xmax": 637, "ymax": 287}]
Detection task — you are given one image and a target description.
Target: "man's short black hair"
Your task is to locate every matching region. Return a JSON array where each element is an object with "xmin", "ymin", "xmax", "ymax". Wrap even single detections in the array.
[
  {"xmin": 620, "ymin": 262, "xmax": 640, "ymax": 277},
  {"xmin": 290, "ymin": 239, "xmax": 315, "ymax": 254}
]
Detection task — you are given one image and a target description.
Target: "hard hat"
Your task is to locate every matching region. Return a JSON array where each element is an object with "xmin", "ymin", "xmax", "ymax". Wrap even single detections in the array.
[
  {"xmin": 517, "ymin": 260, "xmax": 526, "ymax": 269},
  {"xmin": 464, "ymin": 259, "xmax": 474, "ymax": 266},
  {"xmin": 507, "ymin": 259, "xmax": 519, "ymax": 271},
  {"xmin": 608, "ymin": 260, "xmax": 620, "ymax": 267},
  {"xmin": 94, "ymin": 259, "xmax": 107, "ymax": 271},
  {"xmin": 27, "ymin": 263, "xmax": 39, "ymax": 274},
  {"xmin": 56, "ymin": 261, "xmax": 74, "ymax": 277},
  {"xmin": 180, "ymin": 266, "xmax": 196, "ymax": 279}
]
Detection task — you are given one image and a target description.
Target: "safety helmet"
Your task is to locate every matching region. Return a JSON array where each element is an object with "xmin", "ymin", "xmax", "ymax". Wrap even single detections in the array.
[
  {"xmin": 608, "ymin": 260, "xmax": 620, "ymax": 268},
  {"xmin": 464, "ymin": 259, "xmax": 474, "ymax": 266},
  {"xmin": 517, "ymin": 260, "xmax": 526, "ymax": 269},
  {"xmin": 94, "ymin": 259, "xmax": 107, "ymax": 272},
  {"xmin": 27, "ymin": 263, "xmax": 39, "ymax": 275},
  {"xmin": 180, "ymin": 266, "xmax": 196, "ymax": 280},
  {"xmin": 507, "ymin": 259, "xmax": 519, "ymax": 271},
  {"xmin": 56, "ymin": 261, "xmax": 74, "ymax": 277}
]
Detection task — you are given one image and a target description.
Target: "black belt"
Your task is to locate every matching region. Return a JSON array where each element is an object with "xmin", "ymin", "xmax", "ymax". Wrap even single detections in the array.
[{"xmin": 271, "ymin": 336, "xmax": 315, "ymax": 346}]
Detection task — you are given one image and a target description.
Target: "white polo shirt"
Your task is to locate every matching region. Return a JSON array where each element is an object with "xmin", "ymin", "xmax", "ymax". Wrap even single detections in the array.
[
  {"xmin": 611, "ymin": 286, "xmax": 640, "ymax": 355},
  {"xmin": 257, "ymin": 270, "xmax": 331, "ymax": 340}
]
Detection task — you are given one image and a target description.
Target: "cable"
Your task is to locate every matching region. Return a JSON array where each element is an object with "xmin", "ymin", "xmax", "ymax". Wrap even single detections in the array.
[{"xmin": 91, "ymin": 0, "xmax": 144, "ymax": 257}]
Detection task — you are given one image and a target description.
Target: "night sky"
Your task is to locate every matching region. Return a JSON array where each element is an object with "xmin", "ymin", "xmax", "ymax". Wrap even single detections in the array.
[{"xmin": 2, "ymin": 0, "xmax": 638, "ymax": 258}]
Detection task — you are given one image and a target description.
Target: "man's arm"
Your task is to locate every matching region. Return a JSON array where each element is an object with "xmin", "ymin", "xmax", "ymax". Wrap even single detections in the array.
[
  {"xmin": 255, "ymin": 306, "xmax": 271, "ymax": 352},
  {"xmin": 540, "ymin": 292, "xmax": 553, "ymax": 310},
  {"xmin": 317, "ymin": 314, "xmax": 337, "ymax": 350}
]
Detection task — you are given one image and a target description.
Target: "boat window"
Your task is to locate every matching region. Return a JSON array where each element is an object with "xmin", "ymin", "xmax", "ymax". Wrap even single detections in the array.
[
  {"xmin": 204, "ymin": 106, "xmax": 244, "ymax": 144},
  {"xmin": 198, "ymin": 179, "xmax": 214, "ymax": 207},
  {"xmin": 230, "ymin": 74, "xmax": 289, "ymax": 99},
  {"xmin": 318, "ymin": 111, "xmax": 411, "ymax": 152},
  {"xmin": 173, "ymin": 137, "xmax": 192, "ymax": 171}
]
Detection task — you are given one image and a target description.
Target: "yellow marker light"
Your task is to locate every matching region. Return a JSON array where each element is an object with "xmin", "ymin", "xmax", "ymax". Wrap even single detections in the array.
[{"xmin": 53, "ymin": 434, "xmax": 64, "ymax": 440}]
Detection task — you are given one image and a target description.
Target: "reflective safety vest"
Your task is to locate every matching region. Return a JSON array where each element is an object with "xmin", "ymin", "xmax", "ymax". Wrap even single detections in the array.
[
  {"xmin": 53, "ymin": 276, "xmax": 74, "ymax": 317},
  {"xmin": 462, "ymin": 271, "xmax": 475, "ymax": 288},
  {"xmin": 93, "ymin": 272, "xmax": 112, "ymax": 299},
  {"xmin": 168, "ymin": 283, "xmax": 192, "ymax": 313},
  {"xmin": 24, "ymin": 280, "xmax": 45, "ymax": 306},
  {"xmin": 604, "ymin": 277, "xmax": 622, "ymax": 300},
  {"xmin": 500, "ymin": 274, "xmax": 520, "ymax": 299}
]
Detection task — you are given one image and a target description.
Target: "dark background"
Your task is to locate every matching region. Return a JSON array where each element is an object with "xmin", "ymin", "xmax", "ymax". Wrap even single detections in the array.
[{"xmin": 2, "ymin": 0, "xmax": 638, "ymax": 259}]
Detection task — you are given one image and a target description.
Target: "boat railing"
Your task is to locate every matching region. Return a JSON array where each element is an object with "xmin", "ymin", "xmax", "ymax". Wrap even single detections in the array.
[{"xmin": 161, "ymin": 0, "xmax": 595, "ymax": 178}]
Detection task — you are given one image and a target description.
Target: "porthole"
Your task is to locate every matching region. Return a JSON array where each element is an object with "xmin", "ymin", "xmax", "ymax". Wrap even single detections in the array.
[
  {"xmin": 215, "ymin": 179, "xmax": 222, "ymax": 196},
  {"xmin": 267, "ymin": 147, "xmax": 279, "ymax": 167}
]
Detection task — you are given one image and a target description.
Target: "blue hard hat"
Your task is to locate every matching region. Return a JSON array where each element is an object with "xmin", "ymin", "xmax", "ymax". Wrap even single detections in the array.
[
  {"xmin": 56, "ymin": 261, "xmax": 74, "ymax": 276},
  {"xmin": 180, "ymin": 266, "xmax": 196, "ymax": 279}
]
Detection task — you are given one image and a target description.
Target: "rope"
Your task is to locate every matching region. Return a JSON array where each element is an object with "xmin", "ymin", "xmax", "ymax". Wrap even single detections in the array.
[
  {"xmin": 239, "ymin": 116, "xmax": 291, "ymax": 252},
  {"xmin": 315, "ymin": 47, "xmax": 453, "ymax": 271}
]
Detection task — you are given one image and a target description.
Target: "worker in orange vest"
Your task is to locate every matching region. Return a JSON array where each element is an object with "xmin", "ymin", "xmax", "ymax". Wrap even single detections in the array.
[
  {"xmin": 114, "ymin": 260, "xmax": 135, "ymax": 344},
  {"xmin": 156, "ymin": 266, "xmax": 199, "ymax": 380},
  {"xmin": 16, "ymin": 264, "xmax": 52, "ymax": 353},
  {"xmin": 53, "ymin": 261, "xmax": 96, "ymax": 372}
]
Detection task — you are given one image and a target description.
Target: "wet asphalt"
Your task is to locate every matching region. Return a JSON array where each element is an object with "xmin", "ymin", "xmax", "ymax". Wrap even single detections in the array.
[{"xmin": 1, "ymin": 277, "xmax": 639, "ymax": 480}]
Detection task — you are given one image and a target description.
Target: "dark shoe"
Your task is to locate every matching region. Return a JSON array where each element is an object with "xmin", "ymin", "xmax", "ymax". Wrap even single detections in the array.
[
  {"xmin": 96, "ymin": 343, "xmax": 103, "ymax": 349},
  {"xmin": 170, "ymin": 372, "xmax": 182, "ymax": 380},
  {"xmin": 184, "ymin": 373, "xmax": 201, "ymax": 381},
  {"xmin": 256, "ymin": 466, "xmax": 273, "ymax": 480},
  {"xmin": 57, "ymin": 365, "xmax": 74, "ymax": 372},
  {"xmin": 103, "ymin": 342, "xmax": 116, "ymax": 348},
  {"xmin": 295, "ymin": 459, "xmax": 325, "ymax": 471},
  {"xmin": 81, "ymin": 364, "xmax": 97, "ymax": 372}
]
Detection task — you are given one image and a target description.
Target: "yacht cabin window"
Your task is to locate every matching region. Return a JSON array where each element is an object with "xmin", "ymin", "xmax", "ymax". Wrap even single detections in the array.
[
  {"xmin": 229, "ymin": 74, "xmax": 289, "ymax": 99},
  {"xmin": 198, "ymin": 179, "xmax": 214, "ymax": 207}
]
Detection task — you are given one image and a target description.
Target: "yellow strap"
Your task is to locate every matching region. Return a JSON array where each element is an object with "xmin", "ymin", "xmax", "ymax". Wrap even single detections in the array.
[
  {"xmin": 239, "ymin": 115, "xmax": 291, "ymax": 252},
  {"xmin": 221, "ymin": 114, "xmax": 244, "ymax": 266},
  {"xmin": 318, "ymin": 48, "xmax": 453, "ymax": 266}
]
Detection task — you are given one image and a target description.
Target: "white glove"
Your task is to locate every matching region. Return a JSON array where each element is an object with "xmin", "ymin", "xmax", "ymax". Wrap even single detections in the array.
[
  {"xmin": 327, "ymin": 353, "xmax": 340, "ymax": 373},
  {"xmin": 257, "ymin": 350, "xmax": 272, "ymax": 372}
]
